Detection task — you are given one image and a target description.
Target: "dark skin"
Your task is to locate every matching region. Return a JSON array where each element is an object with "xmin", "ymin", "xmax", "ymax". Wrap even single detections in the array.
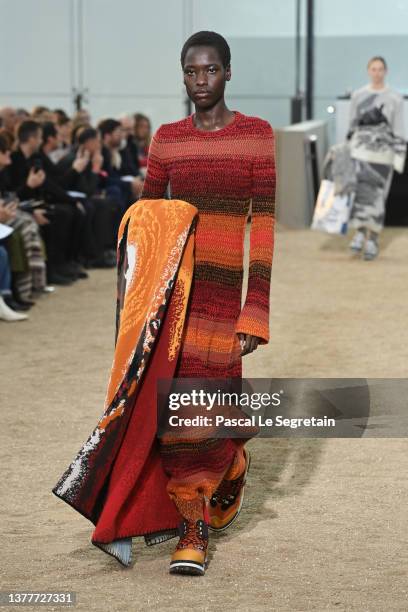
[{"xmin": 183, "ymin": 45, "xmax": 261, "ymax": 357}]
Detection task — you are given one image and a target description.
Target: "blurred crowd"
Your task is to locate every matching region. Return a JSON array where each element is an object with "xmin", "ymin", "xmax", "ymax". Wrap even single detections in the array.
[{"xmin": 0, "ymin": 105, "xmax": 152, "ymax": 322}]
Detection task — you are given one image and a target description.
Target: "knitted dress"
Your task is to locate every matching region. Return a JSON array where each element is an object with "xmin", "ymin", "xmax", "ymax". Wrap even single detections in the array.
[{"xmin": 140, "ymin": 110, "xmax": 276, "ymax": 517}]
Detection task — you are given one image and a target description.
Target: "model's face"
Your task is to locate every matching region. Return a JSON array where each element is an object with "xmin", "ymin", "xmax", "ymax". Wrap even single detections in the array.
[
  {"xmin": 183, "ymin": 45, "xmax": 230, "ymax": 109},
  {"xmin": 368, "ymin": 60, "xmax": 386, "ymax": 86}
]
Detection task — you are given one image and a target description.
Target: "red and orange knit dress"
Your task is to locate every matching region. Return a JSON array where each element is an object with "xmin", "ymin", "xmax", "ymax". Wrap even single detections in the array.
[{"xmin": 141, "ymin": 110, "xmax": 276, "ymax": 520}]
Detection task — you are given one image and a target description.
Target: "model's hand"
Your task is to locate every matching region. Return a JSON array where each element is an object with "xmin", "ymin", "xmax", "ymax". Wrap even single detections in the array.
[
  {"xmin": 238, "ymin": 333, "xmax": 260, "ymax": 356},
  {"xmin": 131, "ymin": 176, "xmax": 144, "ymax": 198}
]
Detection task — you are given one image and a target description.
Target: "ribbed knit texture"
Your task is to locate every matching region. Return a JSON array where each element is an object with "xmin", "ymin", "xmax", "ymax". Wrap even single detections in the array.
[{"xmin": 141, "ymin": 110, "xmax": 276, "ymax": 377}]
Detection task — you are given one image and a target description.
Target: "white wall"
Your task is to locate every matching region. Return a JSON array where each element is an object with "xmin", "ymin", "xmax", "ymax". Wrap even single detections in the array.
[
  {"xmin": 1, "ymin": 0, "xmax": 408, "ymax": 132},
  {"xmin": 0, "ymin": 0, "xmax": 298, "ymax": 130},
  {"xmin": 315, "ymin": 0, "xmax": 408, "ymax": 36},
  {"xmin": 81, "ymin": 0, "xmax": 186, "ymax": 128},
  {"xmin": 0, "ymin": 0, "xmax": 73, "ymax": 110}
]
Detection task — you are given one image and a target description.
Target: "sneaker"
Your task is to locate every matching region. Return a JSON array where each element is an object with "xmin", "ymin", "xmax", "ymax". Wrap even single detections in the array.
[
  {"xmin": 209, "ymin": 449, "xmax": 251, "ymax": 532},
  {"xmin": 349, "ymin": 230, "xmax": 366, "ymax": 253},
  {"xmin": 169, "ymin": 519, "xmax": 208, "ymax": 576},
  {"xmin": 363, "ymin": 238, "xmax": 379, "ymax": 261}
]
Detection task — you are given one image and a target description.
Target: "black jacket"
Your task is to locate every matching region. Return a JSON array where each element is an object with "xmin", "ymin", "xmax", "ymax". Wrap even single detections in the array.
[
  {"xmin": 57, "ymin": 147, "xmax": 101, "ymax": 197},
  {"xmin": 9, "ymin": 149, "xmax": 75, "ymax": 204},
  {"xmin": 101, "ymin": 144, "xmax": 140, "ymax": 179}
]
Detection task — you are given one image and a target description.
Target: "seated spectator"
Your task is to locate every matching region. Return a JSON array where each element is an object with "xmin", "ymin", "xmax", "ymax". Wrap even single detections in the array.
[
  {"xmin": 99, "ymin": 118, "xmax": 143, "ymax": 207},
  {"xmin": 0, "ymin": 133, "xmax": 47, "ymax": 306},
  {"xmin": 50, "ymin": 115, "xmax": 73, "ymax": 164},
  {"xmin": 0, "ymin": 213, "xmax": 28, "ymax": 322},
  {"xmin": 9, "ymin": 120, "xmax": 86, "ymax": 285},
  {"xmin": 0, "ymin": 106, "xmax": 18, "ymax": 149},
  {"xmin": 120, "ymin": 114, "xmax": 140, "ymax": 170},
  {"xmin": 54, "ymin": 109, "xmax": 69, "ymax": 123},
  {"xmin": 134, "ymin": 113, "xmax": 152, "ymax": 175},
  {"xmin": 57, "ymin": 127, "xmax": 119, "ymax": 267},
  {"xmin": 16, "ymin": 108, "xmax": 30, "ymax": 122},
  {"xmin": 32, "ymin": 105, "xmax": 57, "ymax": 124},
  {"xmin": 58, "ymin": 127, "xmax": 102, "ymax": 197}
]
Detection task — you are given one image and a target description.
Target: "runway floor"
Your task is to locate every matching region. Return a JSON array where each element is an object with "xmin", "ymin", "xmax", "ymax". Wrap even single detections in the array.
[{"xmin": 1, "ymin": 225, "xmax": 408, "ymax": 611}]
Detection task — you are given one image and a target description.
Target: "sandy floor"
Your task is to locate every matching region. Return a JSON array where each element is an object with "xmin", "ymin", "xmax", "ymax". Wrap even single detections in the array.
[{"xmin": 1, "ymin": 225, "xmax": 408, "ymax": 611}]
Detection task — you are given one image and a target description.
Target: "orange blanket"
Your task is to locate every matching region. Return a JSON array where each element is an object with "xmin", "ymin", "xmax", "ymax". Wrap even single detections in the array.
[{"xmin": 52, "ymin": 199, "xmax": 198, "ymax": 555}]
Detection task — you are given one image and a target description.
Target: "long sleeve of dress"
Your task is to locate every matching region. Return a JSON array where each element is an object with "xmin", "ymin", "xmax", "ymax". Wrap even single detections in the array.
[
  {"xmin": 140, "ymin": 128, "xmax": 169, "ymax": 199},
  {"xmin": 235, "ymin": 123, "xmax": 276, "ymax": 344},
  {"xmin": 392, "ymin": 95, "xmax": 405, "ymax": 140}
]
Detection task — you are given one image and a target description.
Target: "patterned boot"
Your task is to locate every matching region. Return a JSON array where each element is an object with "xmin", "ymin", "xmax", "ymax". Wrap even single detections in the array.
[
  {"xmin": 209, "ymin": 448, "xmax": 251, "ymax": 532},
  {"xmin": 169, "ymin": 518, "xmax": 209, "ymax": 575}
]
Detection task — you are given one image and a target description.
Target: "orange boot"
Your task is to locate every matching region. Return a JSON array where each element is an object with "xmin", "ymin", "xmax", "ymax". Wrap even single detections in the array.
[
  {"xmin": 208, "ymin": 448, "xmax": 251, "ymax": 532},
  {"xmin": 169, "ymin": 518, "xmax": 209, "ymax": 575}
]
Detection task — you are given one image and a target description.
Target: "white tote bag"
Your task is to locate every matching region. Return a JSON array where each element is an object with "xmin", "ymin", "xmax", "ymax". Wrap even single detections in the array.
[{"xmin": 311, "ymin": 180, "xmax": 354, "ymax": 235}]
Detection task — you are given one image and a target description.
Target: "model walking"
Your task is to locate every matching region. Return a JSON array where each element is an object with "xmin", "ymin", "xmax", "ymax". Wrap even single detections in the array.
[
  {"xmin": 140, "ymin": 30, "xmax": 275, "ymax": 575},
  {"xmin": 348, "ymin": 56, "xmax": 406, "ymax": 260},
  {"xmin": 52, "ymin": 30, "xmax": 276, "ymax": 577}
]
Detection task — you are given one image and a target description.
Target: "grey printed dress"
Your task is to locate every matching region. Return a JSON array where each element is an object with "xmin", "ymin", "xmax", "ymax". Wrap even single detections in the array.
[{"xmin": 348, "ymin": 85, "xmax": 406, "ymax": 233}]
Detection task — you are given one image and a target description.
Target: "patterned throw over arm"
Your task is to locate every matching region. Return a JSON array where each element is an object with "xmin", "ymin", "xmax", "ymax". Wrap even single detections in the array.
[
  {"xmin": 140, "ymin": 127, "xmax": 169, "ymax": 198},
  {"xmin": 235, "ymin": 122, "xmax": 276, "ymax": 344}
]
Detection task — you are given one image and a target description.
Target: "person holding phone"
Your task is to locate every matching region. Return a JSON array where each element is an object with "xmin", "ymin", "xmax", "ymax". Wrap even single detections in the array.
[{"xmin": 0, "ymin": 133, "xmax": 47, "ymax": 305}]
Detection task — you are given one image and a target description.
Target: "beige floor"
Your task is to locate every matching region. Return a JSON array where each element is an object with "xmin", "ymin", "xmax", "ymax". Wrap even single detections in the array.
[{"xmin": 1, "ymin": 226, "xmax": 408, "ymax": 611}]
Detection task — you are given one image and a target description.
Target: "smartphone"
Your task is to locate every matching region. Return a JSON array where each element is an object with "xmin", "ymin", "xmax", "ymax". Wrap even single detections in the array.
[{"xmin": 32, "ymin": 158, "xmax": 43, "ymax": 172}]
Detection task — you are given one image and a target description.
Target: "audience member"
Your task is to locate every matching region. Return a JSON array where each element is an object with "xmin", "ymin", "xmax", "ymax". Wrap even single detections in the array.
[
  {"xmin": 99, "ymin": 118, "xmax": 143, "ymax": 207},
  {"xmin": 134, "ymin": 113, "xmax": 152, "ymax": 174},
  {"xmin": 0, "ymin": 107, "xmax": 18, "ymax": 148},
  {"xmin": 58, "ymin": 127, "xmax": 118, "ymax": 267},
  {"xmin": 0, "ymin": 104, "xmax": 154, "ymax": 326},
  {"xmin": 9, "ymin": 120, "xmax": 85, "ymax": 285},
  {"xmin": 0, "ymin": 133, "xmax": 47, "ymax": 305}
]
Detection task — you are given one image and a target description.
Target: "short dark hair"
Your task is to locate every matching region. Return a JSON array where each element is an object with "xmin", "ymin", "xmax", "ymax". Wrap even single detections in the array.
[
  {"xmin": 54, "ymin": 108, "xmax": 69, "ymax": 122},
  {"xmin": 98, "ymin": 118, "xmax": 121, "ymax": 138},
  {"xmin": 17, "ymin": 120, "xmax": 41, "ymax": 144},
  {"xmin": 0, "ymin": 132, "xmax": 11, "ymax": 153},
  {"xmin": 368, "ymin": 56, "xmax": 387, "ymax": 70},
  {"xmin": 78, "ymin": 127, "xmax": 98, "ymax": 145},
  {"xmin": 57, "ymin": 116, "xmax": 71, "ymax": 127},
  {"xmin": 71, "ymin": 123, "xmax": 88, "ymax": 144},
  {"xmin": 42, "ymin": 121, "xmax": 58, "ymax": 143},
  {"xmin": 180, "ymin": 30, "xmax": 231, "ymax": 69}
]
